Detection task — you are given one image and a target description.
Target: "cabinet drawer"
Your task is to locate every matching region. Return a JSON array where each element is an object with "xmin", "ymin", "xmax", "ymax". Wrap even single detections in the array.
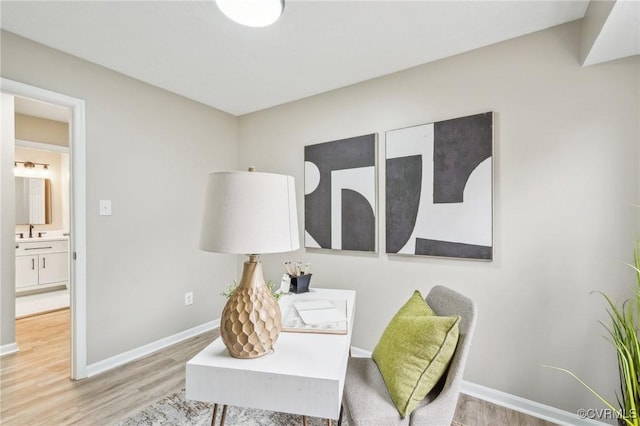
[{"xmin": 16, "ymin": 240, "xmax": 68, "ymax": 256}]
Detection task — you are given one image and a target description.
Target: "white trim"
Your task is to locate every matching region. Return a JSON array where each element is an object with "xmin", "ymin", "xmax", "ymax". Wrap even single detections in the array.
[
  {"xmin": 15, "ymin": 139, "xmax": 69, "ymax": 153},
  {"xmin": 0, "ymin": 342, "xmax": 19, "ymax": 356},
  {"xmin": 1, "ymin": 78, "xmax": 87, "ymax": 379},
  {"xmin": 348, "ymin": 346, "xmax": 607, "ymax": 426},
  {"xmin": 69, "ymin": 91, "xmax": 87, "ymax": 379},
  {"xmin": 349, "ymin": 346, "xmax": 372, "ymax": 358},
  {"xmin": 87, "ymin": 320, "xmax": 220, "ymax": 377},
  {"xmin": 460, "ymin": 381, "xmax": 607, "ymax": 426}
]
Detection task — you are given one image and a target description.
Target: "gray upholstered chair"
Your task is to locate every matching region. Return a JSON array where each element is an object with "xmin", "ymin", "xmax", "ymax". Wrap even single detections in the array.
[{"xmin": 341, "ymin": 285, "xmax": 477, "ymax": 426}]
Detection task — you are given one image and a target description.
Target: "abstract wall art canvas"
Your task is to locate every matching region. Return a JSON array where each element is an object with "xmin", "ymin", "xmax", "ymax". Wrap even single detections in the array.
[
  {"xmin": 385, "ymin": 112, "xmax": 493, "ymax": 260},
  {"xmin": 305, "ymin": 134, "xmax": 377, "ymax": 252}
]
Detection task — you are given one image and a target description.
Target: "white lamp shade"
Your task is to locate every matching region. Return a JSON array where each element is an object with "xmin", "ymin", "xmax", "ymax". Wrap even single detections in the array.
[{"xmin": 199, "ymin": 171, "xmax": 299, "ymax": 254}]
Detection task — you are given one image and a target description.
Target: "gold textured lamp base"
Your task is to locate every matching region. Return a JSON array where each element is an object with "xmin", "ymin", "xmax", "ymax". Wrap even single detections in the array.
[{"xmin": 220, "ymin": 255, "xmax": 282, "ymax": 359}]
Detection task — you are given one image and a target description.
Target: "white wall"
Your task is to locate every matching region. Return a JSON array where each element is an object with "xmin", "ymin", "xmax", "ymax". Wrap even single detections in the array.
[
  {"xmin": 238, "ymin": 21, "xmax": 640, "ymax": 415},
  {"xmin": 0, "ymin": 31, "xmax": 238, "ymax": 363}
]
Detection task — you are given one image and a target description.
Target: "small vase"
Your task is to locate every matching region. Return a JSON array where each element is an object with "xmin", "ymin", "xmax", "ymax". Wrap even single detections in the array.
[{"xmin": 220, "ymin": 258, "xmax": 282, "ymax": 358}]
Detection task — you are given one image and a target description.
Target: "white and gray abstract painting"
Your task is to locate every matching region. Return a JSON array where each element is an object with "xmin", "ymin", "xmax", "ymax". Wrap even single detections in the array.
[
  {"xmin": 386, "ymin": 112, "xmax": 493, "ymax": 260},
  {"xmin": 305, "ymin": 134, "xmax": 377, "ymax": 252}
]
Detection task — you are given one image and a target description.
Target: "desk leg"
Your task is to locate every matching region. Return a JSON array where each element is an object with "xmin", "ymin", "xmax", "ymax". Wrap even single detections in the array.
[
  {"xmin": 211, "ymin": 404, "xmax": 218, "ymax": 426},
  {"xmin": 302, "ymin": 415, "xmax": 333, "ymax": 425},
  {"xmin": 220, "ymin": 405, "xmax": 228, "ymax": 425},
  {"xmin": 211, "ymin": 404, "xmax": 228, "ymax": 426}
]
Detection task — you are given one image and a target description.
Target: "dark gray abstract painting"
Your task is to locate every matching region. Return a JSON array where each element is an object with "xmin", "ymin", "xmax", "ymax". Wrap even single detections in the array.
[
  {"xmin": 305, "ymin": 134, "xmax": 377, "ymax": 252},
  {"xmin": 386, "ymin": 112, "xmax": 493, "ymax": 260}
]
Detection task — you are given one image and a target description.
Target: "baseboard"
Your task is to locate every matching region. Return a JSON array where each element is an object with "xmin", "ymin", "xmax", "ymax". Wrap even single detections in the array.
[
  {"xmin": 86, "ymin": 319, "xmax": 220, "ymax": 377},
  {"xmin": 0, "ymin": 342, "xmax": 19, "ymax": 356},
  {"xmin": 350, "ymin": 346, "xmax": 372, "ymax": 358},
  {"xmin": 349, "ymin": 347, "xmax": 607, "ymax": 426},
  {"xmin": 461, "ymin": 381, "xmax": 607, "ymax": 426}
]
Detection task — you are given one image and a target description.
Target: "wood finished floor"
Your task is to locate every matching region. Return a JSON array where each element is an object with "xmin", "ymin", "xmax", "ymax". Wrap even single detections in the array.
[{"xmin": 0, "ymin": 309, "xmax": 556, "ymax": 425}]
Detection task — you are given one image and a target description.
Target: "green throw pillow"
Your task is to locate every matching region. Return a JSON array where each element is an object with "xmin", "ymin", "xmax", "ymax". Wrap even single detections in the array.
[{"xmin": 372, "ymin": 290, "xmax": 460, "ymax": 418}]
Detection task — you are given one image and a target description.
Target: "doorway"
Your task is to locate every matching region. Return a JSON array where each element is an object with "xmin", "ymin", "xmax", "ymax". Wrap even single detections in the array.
[
  {"xmin": 1, "ymin": 78, "xmax": 87, "ymax": 379},
  {"xmin": 14, "ymin": 111, "xmax": 71, "ymax": 318}
]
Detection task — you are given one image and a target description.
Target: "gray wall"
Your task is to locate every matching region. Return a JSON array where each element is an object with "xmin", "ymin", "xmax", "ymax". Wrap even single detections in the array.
[
  {"xmin": 1, "ymin": 94, "xmax": 17, "ymax": 348},
  {"xmin": 1, "ymin": 31, "xmax": 238, "ymax": 363},
  {"xmin": 238, "ymin": 21, "xmax": 640, "ymax": 414}
]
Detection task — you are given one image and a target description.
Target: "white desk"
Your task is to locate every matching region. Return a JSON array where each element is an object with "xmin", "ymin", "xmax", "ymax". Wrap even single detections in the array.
[{"xmin": 186, "ymin": 288, "xmax": 356, "ymax": 422}]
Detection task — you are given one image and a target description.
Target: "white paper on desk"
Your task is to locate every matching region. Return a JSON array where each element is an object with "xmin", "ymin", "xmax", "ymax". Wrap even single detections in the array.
[
  {"xmin": 294, "ymin": 300, "xmax": 347, "ymax": 325},
  {"xmin": 294, "ymin": 300, "xmax": 334, "ymax": 311}
]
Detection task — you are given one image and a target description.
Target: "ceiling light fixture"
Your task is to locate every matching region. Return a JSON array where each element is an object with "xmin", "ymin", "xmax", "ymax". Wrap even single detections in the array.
[{"xmin": 215, "ymin": 0, "xmax": 284, "ymax": 28}]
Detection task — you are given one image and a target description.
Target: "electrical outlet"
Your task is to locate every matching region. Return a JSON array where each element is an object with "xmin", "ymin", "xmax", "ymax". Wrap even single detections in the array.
[
  {"xmin": 185, "ymin": 292, "xmax": 193, "ymax": 306},
  {"xmin": 99, "ymin": 200, "xmax": 112, "ymax": 216}
]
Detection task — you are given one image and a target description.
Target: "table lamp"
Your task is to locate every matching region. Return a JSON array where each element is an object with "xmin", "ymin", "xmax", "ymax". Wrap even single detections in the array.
[{"xmin": 199, "ymin": 167, "xmax": 299, "ymax": 358}]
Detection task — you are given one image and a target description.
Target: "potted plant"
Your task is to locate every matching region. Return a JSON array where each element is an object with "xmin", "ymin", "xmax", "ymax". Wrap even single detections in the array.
[
  {"xmin": 548, "ymin": 245, "xmax": 640, "ymax": 426},
  {"xmin": 221, "ymin": 279, "xmax": 282, "ymax": 301}
]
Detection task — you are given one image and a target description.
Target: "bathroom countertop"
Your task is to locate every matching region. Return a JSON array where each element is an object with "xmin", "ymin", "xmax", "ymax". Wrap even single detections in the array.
[{"xmin": 15, "ymin": 235, "xmax": 69, "ymax": 243}]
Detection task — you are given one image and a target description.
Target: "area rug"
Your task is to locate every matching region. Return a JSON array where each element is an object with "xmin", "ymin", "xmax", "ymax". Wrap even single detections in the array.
[
  {"xmin": 116, "ymin": 389, "xmax": 345, "ymax": 425},
  {"xmin": 118, "ymin": 389, "xmax": 466, "ymax": 426}
]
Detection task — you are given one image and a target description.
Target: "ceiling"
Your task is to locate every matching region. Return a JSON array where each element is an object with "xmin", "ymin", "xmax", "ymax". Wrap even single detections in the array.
[{"xmin": 1, "ymin": 1, "xmax": 637, "ymax": 117}]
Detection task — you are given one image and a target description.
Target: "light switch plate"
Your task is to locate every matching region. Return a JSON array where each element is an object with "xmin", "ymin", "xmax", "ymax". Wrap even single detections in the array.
[{"xmin": 99, "ymin": 200, "xmax": 112, "ymax": 216}]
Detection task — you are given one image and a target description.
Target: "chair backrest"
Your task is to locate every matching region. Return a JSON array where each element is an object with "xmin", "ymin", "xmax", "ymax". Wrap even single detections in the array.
[
  {"xmin": 411, "ymin": 285, "xmax": 477, "ymax": 424},
  {"xmin": 426, "ymin": 285, "xmax": 476, "ymax": 338}
]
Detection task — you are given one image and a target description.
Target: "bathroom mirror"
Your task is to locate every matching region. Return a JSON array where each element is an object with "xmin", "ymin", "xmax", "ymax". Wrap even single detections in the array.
[{"xmin": 15, "ymin": 177, "xmax": 52, "ymax": 225}]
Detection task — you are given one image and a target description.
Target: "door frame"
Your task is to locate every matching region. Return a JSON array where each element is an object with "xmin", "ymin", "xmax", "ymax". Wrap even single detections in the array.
[{"xmin": 1, "ymin": 77, "xmax": 87, "ymax": 379}]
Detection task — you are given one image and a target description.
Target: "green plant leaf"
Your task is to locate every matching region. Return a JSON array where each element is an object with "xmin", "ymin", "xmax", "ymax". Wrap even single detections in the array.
[
  {"xmin": 542, "ymin": 366, "xmax": 636, "ymax": 426},
  {"xmin": 221, "ymin": 279, "xmax": 282, "ymax": 301},
  {"xmin": 545, "ymin": 241, "xmax": 640, "ymax": 426}
]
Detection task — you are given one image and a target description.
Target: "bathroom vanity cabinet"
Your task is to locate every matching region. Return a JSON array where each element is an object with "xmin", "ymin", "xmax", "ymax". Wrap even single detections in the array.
[{"xmin": 15, "ymin": 238, "xmax": 69, "ymax": 292}]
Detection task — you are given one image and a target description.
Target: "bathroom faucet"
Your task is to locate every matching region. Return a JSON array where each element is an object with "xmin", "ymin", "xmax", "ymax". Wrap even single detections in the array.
[{"xmin": 29, "ymin": 224, "xmax": 34, "ymax": 238}]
